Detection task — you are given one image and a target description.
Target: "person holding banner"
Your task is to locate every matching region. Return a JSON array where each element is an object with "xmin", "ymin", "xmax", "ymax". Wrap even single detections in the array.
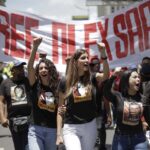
[
  {"xmin": 103, "ymin": 68, "xmax": 148, "ymax": 150},
  {"xmin": 56, "ymin": 42, "xmax": 109, "ymax": 150},
  {"xmin": 27, "ymin": 37, "xmax": 59, "ymax": 150}
]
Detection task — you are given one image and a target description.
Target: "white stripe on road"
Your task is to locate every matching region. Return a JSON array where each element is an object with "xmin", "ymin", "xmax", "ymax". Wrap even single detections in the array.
[{"xmin": 0, "ymin": 148, "xmax": 4, "ymax": 150}]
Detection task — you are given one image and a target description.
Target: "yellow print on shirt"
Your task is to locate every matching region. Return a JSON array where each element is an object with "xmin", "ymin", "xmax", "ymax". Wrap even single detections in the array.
[
  {"xmin": 38, "ymin": 91, "xmax": 56, "ymax": 112},
  {"xmin": 122, "ymin": 101, "xmax": 143, "ymax": 126},
  {"xmin": 73, "ymin": 83, "xmax": 92, "ymax": 103},
  {"xmin": 11, "ymin": 85, "xmax": 27, "ymax": 106}
]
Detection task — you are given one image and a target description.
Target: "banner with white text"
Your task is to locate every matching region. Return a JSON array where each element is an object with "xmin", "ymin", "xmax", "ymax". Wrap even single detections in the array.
[{"xmin": 0, "ymin": 0, "xmax": 149, "ymax": 72}]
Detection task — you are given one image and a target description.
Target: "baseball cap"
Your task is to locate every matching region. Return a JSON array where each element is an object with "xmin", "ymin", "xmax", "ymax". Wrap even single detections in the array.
[
  {"xmin": 12, "ymin": 60, "xmax": 26, "ymax": 68},
  {"xmin": 128, "ymin": 64, "xmax": 137, "ymax": 71},
  {"xmin": 39, "ymin": 51, "xmax": 47, "ymax": 58},
  {"xmin": 89, "ymin": 55, "xmax": 100, "ymax": 65}
]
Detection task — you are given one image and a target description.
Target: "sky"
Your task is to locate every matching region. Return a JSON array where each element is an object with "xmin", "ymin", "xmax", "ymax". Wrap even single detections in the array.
[{"xmin": 6, "ymin": 0, "xmax": 97, "ymax": 21}]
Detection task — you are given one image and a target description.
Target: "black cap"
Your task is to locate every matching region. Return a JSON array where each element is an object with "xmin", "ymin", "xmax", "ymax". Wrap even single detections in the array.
[{"xmin": 12, "ymin": 61, "xmax": 26, "ymax": 68}]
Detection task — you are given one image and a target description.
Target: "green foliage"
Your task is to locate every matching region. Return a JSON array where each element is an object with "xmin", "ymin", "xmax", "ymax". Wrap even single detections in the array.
[{"xmin": 0, "ymin": 0, "xmax": 6, "ymax": 3}]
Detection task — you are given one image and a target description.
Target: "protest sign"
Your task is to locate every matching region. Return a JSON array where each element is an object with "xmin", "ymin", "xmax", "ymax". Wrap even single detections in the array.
[{"xmin": 0, "ymin": 0, "xmax": 149, "ymax": 72}]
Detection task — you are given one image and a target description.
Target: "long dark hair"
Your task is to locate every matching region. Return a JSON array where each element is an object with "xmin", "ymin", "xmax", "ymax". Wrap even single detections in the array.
[
  {"xmin": 35, "ymin": 58, "xmax": 59, "ymax": 94},
  {"xmin": 119, "ymin": 69, "xmax": 140, "ymax": 97},
  {"xmin": 65, "ymin": 49, "xmax": 91, "ymax": 97}
]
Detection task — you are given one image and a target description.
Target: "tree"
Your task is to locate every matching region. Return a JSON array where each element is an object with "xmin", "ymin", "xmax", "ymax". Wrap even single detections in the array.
[{"xmin": 0, "ymin": 0, "xmax": 6, "ymax": 6}]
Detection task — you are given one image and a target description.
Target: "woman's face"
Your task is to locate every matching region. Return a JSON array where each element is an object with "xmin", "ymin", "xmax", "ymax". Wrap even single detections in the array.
[
  {"xmin": 39, "ymin": 62, "xmax": 49, "ymax": 81},
  {"xmin": 15, "ymin": 87, "xmax": 23, "ymax": 98},
  {"xmin": 77, "ymin": 52, "xmax": 89, "ymax": 76},
  {"xmin": 128, "ymin": 71, "xmax": 140, "ymax": 94}
]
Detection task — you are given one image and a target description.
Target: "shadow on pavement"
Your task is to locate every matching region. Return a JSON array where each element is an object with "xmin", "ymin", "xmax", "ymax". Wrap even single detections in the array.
[
  {"xmin": 95, "ymin": 144, "xmax": 112, "ymax": 150},
  {"xmin": 0, "ymin": 135, "xmax": 12, "ymax": 138}
]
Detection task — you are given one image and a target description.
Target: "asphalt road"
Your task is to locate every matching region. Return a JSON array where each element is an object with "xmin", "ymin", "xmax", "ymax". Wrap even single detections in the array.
[
  {"xmin": 0, "ymin": 125, "xmax": 114, "ymax": 150},
  {"xmin": 95, "ymin": 128, "xmax": 114, "ymax": 150},
  {"xmin": 0, "ymin": 125, "xmax": 14, "ymax": 150}
]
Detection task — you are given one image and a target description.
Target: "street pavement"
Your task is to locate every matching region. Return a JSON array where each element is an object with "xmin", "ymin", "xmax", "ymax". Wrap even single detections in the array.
[
  {"xmin": 0, "ymin": 125, "xmax": 114, "ymax": 150},
  {"xmin": 0, "ymin": 125, "xmax": 14, "ymax": 150},
  {"xmin": 95, "ymin": 128, "xmax": 114, "ymax": 150}
]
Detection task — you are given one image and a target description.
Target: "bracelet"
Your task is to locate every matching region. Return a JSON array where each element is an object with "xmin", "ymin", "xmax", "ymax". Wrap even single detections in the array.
[{"xmin": 101, "ymin": 56, "xmax": 107, "ymax": 60}]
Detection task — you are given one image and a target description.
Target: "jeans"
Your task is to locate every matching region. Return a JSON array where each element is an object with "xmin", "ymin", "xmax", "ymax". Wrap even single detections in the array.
[
  {"xmin": 9, "ymin": 121, "xmax": 29, "ymax": 150},
  {"xmin": 112, "ymin": 132, "xmax": 148, "ymax": 150},
  {"xmin": 28, "ymin": 124, "xmax": 57, "ymax": 150},
  {"xmin": 63, "ymin": 118, "xmax": 97, "ymax": 150}
]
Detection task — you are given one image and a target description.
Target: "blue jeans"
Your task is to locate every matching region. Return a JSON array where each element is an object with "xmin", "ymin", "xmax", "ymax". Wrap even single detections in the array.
[
  {"xmin": 112, "ymin": 132, "xmax": 148, "ymax": 150},
  {"xmin": 28, "ymin": 125, "xmax": 57, "ymax": 150}
]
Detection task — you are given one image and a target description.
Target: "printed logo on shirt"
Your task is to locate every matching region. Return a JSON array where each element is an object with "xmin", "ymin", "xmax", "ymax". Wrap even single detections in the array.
[
  {"xmin": 122, "ymin": 101, "xmax": 143, "ymax": 126},
  {"xmin": 11, "ymin": 85, "xmax": 27, "ymax": 106},
  {"xmin": 38, "ymin": 91, "xmax": 56, "ymax": 112},
  {"xmin": 73, "ymin": 83, "xmax": 92, "ymax": 103}
]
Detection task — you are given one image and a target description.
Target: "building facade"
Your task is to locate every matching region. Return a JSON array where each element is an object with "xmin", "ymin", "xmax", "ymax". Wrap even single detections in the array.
[{"xmin": 86, "ymin": 0, "xmax": 142, "ymax": 17}]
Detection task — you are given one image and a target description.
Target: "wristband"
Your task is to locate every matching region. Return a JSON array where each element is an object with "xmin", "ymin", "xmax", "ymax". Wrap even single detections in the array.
[{"xmin": 101, "ymin": 56, "xmax": 107, "ymax": 60}]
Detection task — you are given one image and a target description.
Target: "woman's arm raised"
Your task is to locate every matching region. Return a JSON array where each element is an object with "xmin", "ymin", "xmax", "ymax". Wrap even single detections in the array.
[
  {"xmin": 96, "ymin": 42, "xmax": 110, "ymax": 83},
  {"xmin": 27, "ymin": 37, "xmax": 42, "ymax": 86}
]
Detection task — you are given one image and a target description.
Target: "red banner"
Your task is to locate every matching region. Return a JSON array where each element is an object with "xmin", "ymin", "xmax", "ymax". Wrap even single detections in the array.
[{"xmin": 0, "ymin": 0, "xmax": 149, "ymax": 71}]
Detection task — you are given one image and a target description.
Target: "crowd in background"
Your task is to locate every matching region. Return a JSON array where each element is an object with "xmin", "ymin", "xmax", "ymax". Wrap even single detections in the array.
[{"xmin": 0, "ymin": 37, "xmax": 150, "ymax": 150}]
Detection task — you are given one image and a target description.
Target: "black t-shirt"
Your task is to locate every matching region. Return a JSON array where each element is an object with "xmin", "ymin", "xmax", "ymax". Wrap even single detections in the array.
[
  {"xmin": 92, "ymin": 73, "xmax": 107, "ymax": 115},
  {"xmin": 58, "ymin": 76, "xmax": 97, "ymax": 124},
  {"xmin": 104, "ymin": 76, "xmax": 144, "ymax": 134},
  {"xmin": 29, "ymin": 81, "xmax": 57, "ymax": 128},
  {"xmin": 142, "ymin": 80, "xmax": 150, "ymax": 105},
  {"xmin": 0, "ymin": 77, "xmax": 31, "ymax": 118},
  {"xmin": 142, "ymin": 80, "xmax": 150, "ymax": 126}
]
